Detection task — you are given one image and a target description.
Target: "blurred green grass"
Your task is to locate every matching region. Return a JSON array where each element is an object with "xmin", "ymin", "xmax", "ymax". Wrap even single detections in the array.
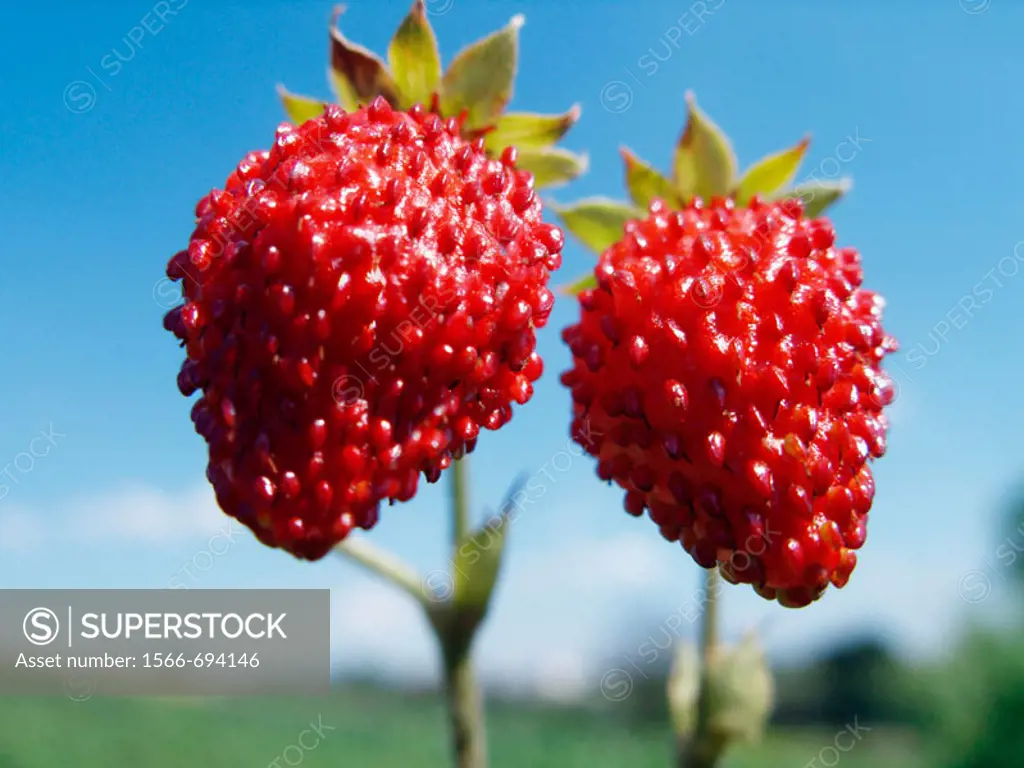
[{"xmin": 0, "ymin": 686, "xmax": 924, "ymax": 767}]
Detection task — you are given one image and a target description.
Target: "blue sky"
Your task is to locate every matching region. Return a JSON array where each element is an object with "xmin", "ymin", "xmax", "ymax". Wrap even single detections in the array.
[{"xmin": 2, "ymin": 0, "xmax": 1023, "ymax": 697}]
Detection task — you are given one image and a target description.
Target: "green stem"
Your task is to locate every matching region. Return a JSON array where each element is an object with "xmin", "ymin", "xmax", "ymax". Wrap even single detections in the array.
[
  {"xmin": 451, "ymin": 457, "xmax": 471, "ymax": 547},
  {"xmin": 443, "ymin": 455, "xmax": 487, "ymax": 768},
  {"xmin": 441, "ymin": 636, "xmax": 488, "ymax": 768},
  {"xmin": 337, "ymin": 457, "xmax": 488, "ymax": 767},
  {"xmin": 679, "ymin": 567, "xmax": 722, "ymax": 768},
  {"xmin": 334, "ymin": 537, "xmax": 429, "ymax": 606},
  {"xmin": 698, "ymin": 568, "xmax": 719, "ymax": 681}
]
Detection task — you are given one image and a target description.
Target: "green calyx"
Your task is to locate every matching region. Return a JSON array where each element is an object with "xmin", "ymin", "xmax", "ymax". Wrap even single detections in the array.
[
  {"xmin": 277, "ymin": 2, "xmax": 586, "ymax": 189},
  {"xmin": 552, "ymin": 91, "xmax": 853, "ymax": 293},
  {"xmin": 668, "ymin": 634, "xmax": 774, "ymax": 759}
]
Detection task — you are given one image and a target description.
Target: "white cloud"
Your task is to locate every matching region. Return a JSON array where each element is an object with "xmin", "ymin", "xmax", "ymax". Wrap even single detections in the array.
[
  {"xmin": 513, "ymin": 531, "xmax": 678, "ymax": 597},
  {"xmin": 0, "ymin": 482, "xmax": 228, "ymax": 550},
  {"xmin": 70, "ymin": 483, "xmax": 226, "ymax": 541}
]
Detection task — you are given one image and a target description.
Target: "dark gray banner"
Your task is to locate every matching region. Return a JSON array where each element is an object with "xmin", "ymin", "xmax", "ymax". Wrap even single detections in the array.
[{"xmin": 0, "ymin": 589, "xmax": 330, "ymax": 697}]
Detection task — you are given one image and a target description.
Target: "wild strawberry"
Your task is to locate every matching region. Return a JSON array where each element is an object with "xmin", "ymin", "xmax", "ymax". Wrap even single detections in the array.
[
  {"xmin": 555, "ymin": 94, "xmax": 896, "ymax": 606},
  {"xmin": 164, "ymin": 2, "xmax": 583, "ymax": 560}
]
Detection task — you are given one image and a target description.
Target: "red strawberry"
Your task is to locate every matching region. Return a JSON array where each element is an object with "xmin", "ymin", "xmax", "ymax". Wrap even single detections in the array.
[
  {"xmin": 165, "ymin": 5, "xmax": 582, "ymax": 560},
  {"xmin": 556, "ymin": 95, "xmax": 896, "ymax": 606},
  {"xmin": 165, "ymin": 98, "xmax": 568, "ymax": 559}
]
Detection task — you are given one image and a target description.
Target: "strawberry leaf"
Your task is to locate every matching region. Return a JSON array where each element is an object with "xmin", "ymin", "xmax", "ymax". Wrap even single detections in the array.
[
  {"xmin": 673, "ymin": 92, "xmax": 737, "ymax": 201},
  {"xmin": 776, "ymin": 178, "xmax": 852, "ymax": 218},
  {"xmin": 734, "ymin": 136, "xmax": 810, "ymax": 204},
  {"xmin": 329, "ymin": 6, "xmax": 399, "ymax": 110},
  {"xmin": 515, "ymin": 147, "xmax": 588, "ymax": 189},
  {"xmin": 549, "ymin": 197, "xmax": 643, "ymax": 255},
  {"xmin": 387, "ymin": 0, "xmax": 441, "ymax": 109},
  {"xmin": 277, "ymin": 86, "xmax": 327, "ymax": 125},
  {"xmin": 621, "ymin": 147, "xmax": 677, "ymax": 210},
  {"xmin": 439, "ymin": 14, "xmax": 522, "ymax": 132},
  {"xmin": 483, "ymin": 105, "xmax": 582, "ymax": 154}
]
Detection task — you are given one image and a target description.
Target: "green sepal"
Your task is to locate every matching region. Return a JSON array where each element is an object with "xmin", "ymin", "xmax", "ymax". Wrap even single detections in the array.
[
  {"xmin": 549, "ymin": 197, "xmax": 643, "ymax": 255},
  {"xmin": 451, "ymin": 516, "xmax": 506, "ymax": 618},
  {"xmin": 329, "ymin": 6, "xmax": 400, "ymax": 110},
  {"xmin": 775, "ymin": 178, "xmax": 852, "ymax": 218},
  {"xmin": 387, "ymin": 0, "xmax": 441, "ymax": 109},
  {"xmin": 559, "ymin": 273, "xmax": 598, "ymax": 296},
  {"xmin": 673, "ymin": 92, "xmax": 737, "ymax": 201},
  {"xmin": 621, "ymin": 147, "xmax": 677, "ymax": 210},
  {"xmin": 283, "ymin": 6, "xmax": 583, "ymax": 181},
  {"xmin": 516, "ymin": 147, "xmax": 588, "ymax": 189},
  {"xmin": 439, "ymin": 14, "xmax": 522, "ymax": 132},
  {"xmin": 668, "ymin": 643, "xmax": 701, "ymax": 739},
  {"xmin": 277, "ymin": 85, "xmax": 327, "ymax": 125},
  {"xmin": 483, "ymin": 105, "xmax": 582, "ymax": 154},
  {"xmin": 450, "ymin": 474, "xmax": 527, "ymax": 621},
  {"xmin": 668, "ymin": 633, "xmax": 774, "ymax": 748},
  {"xmin": 733, "ymin": 136, "xmax": 810, "ymax": 205},
  {"xmin": 707, "ymin": 635, "xmax": 773, "ymax": 743},
  {"xmin": 327, "ymin": 71, "xmax": 358, "ymax": 112}
]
